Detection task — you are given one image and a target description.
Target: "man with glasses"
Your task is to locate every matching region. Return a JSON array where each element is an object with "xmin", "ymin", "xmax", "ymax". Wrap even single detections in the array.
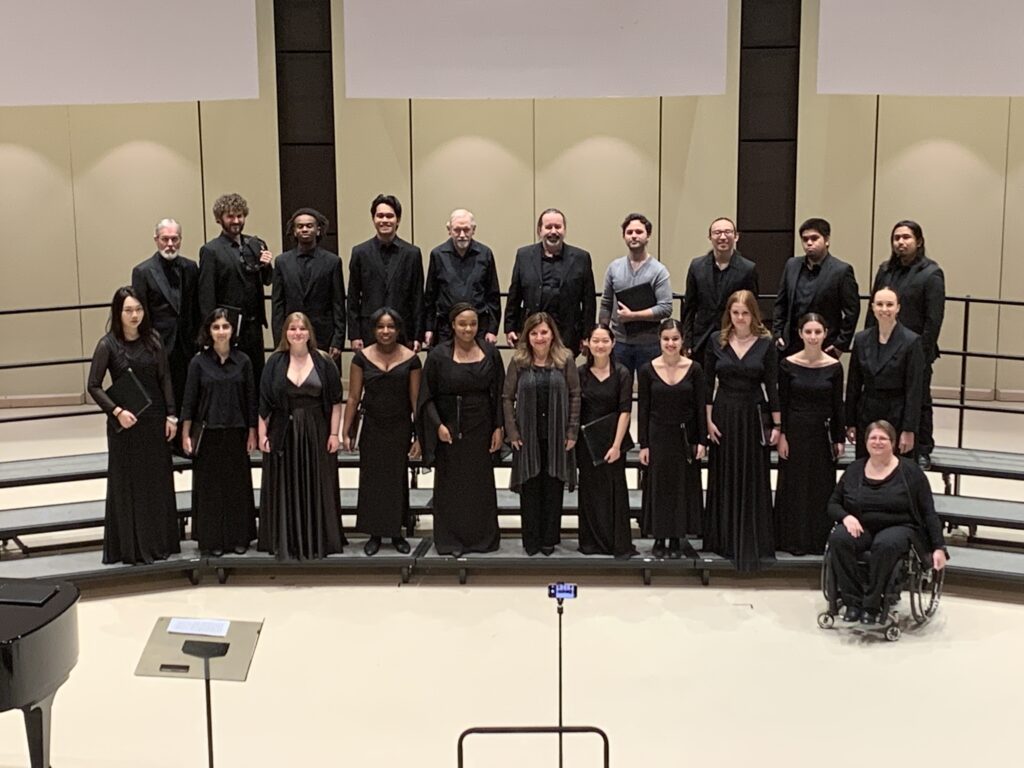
[
  {"xmin": 423, "ymin": 208, "xmax": 501, "ymax": 346},
  {"xmin": 198, "ymin": 193, "xmax": 274, "ymax": 386},
  {"xmin": 681, "ymin": 217, "xmax": 760, "ymax": 366}
]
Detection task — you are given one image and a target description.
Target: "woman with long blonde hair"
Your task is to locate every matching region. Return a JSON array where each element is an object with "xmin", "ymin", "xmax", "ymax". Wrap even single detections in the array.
[
  {"xmin": 503, "ymin": 312, "xmax": 581, "ymax": 556},
  {"xmin": 704, "ymin": 290, "xmax": 780, "ymax": 571}
]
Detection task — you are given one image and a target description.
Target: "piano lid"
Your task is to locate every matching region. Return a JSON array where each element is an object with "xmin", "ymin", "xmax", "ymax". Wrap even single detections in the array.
[{"xmin": 0, "ymin": 579, "xmax": 79, "ymax": 645}]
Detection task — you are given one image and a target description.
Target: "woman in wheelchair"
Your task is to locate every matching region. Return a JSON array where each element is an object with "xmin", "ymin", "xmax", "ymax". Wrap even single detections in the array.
[{"xmin": 826, "ymin": 420, "xmax": 948, "ymax": 626}]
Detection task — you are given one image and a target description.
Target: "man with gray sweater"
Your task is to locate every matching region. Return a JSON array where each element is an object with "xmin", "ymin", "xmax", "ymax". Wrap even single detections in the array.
[{"xmin": 598, "ymin": 213, "xmax": 673, "ymax": 379}]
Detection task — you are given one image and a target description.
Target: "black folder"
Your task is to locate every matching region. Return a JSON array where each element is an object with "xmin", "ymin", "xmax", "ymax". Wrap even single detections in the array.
[
  {"xmin": 0, "ymin": 581, "xmax": 58, "ymax": 606},
  {"xmin": 105, "ymin": 368, "xmax": 152, "ymax": 420},
  {"xmin": 580, "ymin": 412, "xmax": 634, "ymax": 466},
  {"xmin": 614, "ymin": 282, "xmax": 658, "ymax": 312}
]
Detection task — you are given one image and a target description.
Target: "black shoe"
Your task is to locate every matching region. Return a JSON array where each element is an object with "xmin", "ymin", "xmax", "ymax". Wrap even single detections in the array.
[
  {"xmin": 210, "ymin": 549, "xmax": 224, "ymax": 557},
  {"xmin": 524, "ymin": 545, "xmax": 540, "ymax": 556},
  {"xmin": 615, "ymin": 548, "xmax": 640, "ymax": 560},
  {"xmin": 843, "ymin": 607, "xmax": 863, "ymax": 623},
  {"xmin": 540, "ymin": 546, "xmax": 555, "ymax": 556},
  {"xmin": 667, "ymin": 538, "xmax": 682, "ymax": 559},
  {"xmin": 918, "ymin": 454, "xmax": 932, "ymax": 470},
  {"xmin": 860, "ymin": 610, "xmax": 879, "ymax": 626},
  {"xmin": 392, "ymin": 537, "xmax": 411, "ymax": 554},
  {"xmin": 651, "ymin": 540, "xmax": 667, "ymax": 558},
  {"xmin": 233, "ymin": 545, "xmax": 248, "ymax": 555},
  {"xmin": 364, "ymin": 537, "xmax": 381, "ymax": 556}
]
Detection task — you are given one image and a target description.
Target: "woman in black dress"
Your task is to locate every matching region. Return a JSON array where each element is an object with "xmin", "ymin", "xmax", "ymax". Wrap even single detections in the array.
[
  {"xmin": 87, "ymin": 286, "xmax": 180, "ymax": 564},
  {"xmin": 846, "ymin": 287, "xmax": 925, "ymax": 458},
  {"xmin": 827, "ymin": 420, "xmax": 947, "ymax": 625},
  {"xmin": 257, "ymin": 312, "xmax": 346, "ymax": 560},
  {"xmin": 576, "ymin": 323, "xmax": 636, "ymax": 558},
  {"xmin": 638, "ymin": 318, "xmax": 707, "ymax": 559},
  {"xmin": 418, "ymin": 303, "xmax": 504, "ymax": 556},
  {"xmin": 181, "ymin": 308, "xmax": 257, "ymax": 556},
  {"xmin": 773, "ymin": 313, "xmax": 845, "ymax": 555},
  {"xmin": 704, "ymin": 289, "xmax": 779, "ymax": 571},
  {"xmin": 503, "ymin": 312, "xmax": 581, "ymax": 556},
  {"xmin": 342, "ymin": 307, "xmax": 421, "ymax": 556}
]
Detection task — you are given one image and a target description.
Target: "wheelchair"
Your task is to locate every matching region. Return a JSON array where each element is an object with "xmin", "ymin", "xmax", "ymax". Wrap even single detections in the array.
[{"xmin": 816, "ymin": 528, "xmax": 945, "ymax": 642}]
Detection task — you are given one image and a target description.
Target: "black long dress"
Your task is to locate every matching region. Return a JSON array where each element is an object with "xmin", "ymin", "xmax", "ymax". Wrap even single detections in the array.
[
  {"xmin": 638, "ymin": 360, "xmax": 707, "ymax": 539},
  {"xmin": 772, "ymin": 359, "xmax": 844, "ymax": 555},
  {"xmin": 258, "ymin": 366, "xmax": 346, "ymax": 560},
  {"xmin": 353, "ymin": 351, "xmax": 421, "ymax": 537},
  {"xmin": 704, "ymin": 336, "xmax": 778, "ymax": 571},
  {"xmin": 180, "ymin": 347, "xmax": 258, "ymax": 553},
  {"xmin": 418, "ymin": 341, "xmax": 504, "ymax": 555},
  {"xmin": 576, "ymin": 363, "xmax": 635, "ymax": 556},
  {"xmin": 87, "ymin": 333, "xmax": 180, "ymax": 564}
]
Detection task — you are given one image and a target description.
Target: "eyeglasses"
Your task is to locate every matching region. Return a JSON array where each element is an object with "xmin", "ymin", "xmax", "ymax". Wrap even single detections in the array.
[{"xmin": 710, "ymin": 229, "xmax": 735, "ymax": 238}]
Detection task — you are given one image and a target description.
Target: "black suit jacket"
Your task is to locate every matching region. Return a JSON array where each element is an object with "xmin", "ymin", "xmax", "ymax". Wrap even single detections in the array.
[
  {"xmin": 271, "ymin": 246, "xmax": 346, "ymax": 350},
  {"xmin": 197, "ymin": 233, "xmax": 273, "ymax": 326},
  {"xmin": 131, "ymin": 253, "xmax": 199, "ymax": 354},
  {"xmin": 503, "ymin": 242, "xmax": 595, "ymax": 353},
  {"xmin": 681, "ymin": 250, "xmax": 759, "ymax": 354},
  {"xmin": 867, "ymin": 254, "xmax": 945, "ymax": 363},
  {"xmin": 845, "ymin": 323, "xmax": 924, "ymax": 434},
  {"xmin": 772, "ymin": 252, "xmax": 860, "ymax": 353},
  {"xmin": 347, "ymin": 236, "xmax": 424, "ymax": 344},
  {"xmin": 423, "ymin": 239, "xmax": 501, "ymax": 337}
]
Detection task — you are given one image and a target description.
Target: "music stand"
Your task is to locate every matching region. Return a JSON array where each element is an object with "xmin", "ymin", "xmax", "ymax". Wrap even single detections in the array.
[{"xmin": 135, "ymin": 617, "xmax": 262, "ymax": 768}]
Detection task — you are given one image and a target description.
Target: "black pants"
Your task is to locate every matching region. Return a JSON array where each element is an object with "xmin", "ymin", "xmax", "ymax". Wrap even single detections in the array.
[
  {"xmin": 828, "ymin": 524, "xmax": 915, "ymax": 610},
  {"xmin": 520, "ymin": 441, "xmax": 564, "ymax": 553},
  {"xmin": 237, "ymin": 320, "xmax": 267, "ymax": 389},
  {"xmin": 919, "ymin": 362, "xmax": 934, "ymax": 456}
]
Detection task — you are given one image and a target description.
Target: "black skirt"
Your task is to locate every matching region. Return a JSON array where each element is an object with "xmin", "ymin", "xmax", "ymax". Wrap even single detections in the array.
[{"xmin": 191, "ymin": 427, "xmax": 256, "ymax": 552}]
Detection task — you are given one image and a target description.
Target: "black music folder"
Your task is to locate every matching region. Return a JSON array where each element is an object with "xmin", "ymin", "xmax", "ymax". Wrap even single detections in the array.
[
  {"xmin": 105, "ymin": 368, "xmax": 152, "ymax": 419},
  {"xmin": 580, "ymin": 412, "xmax": 634, "ymax": 466},
  {"xmin": 0, "ymin": 581, "xmax": 58, "ymax": 606},
  {"xmin": 614, "ymin": 282, "xmax": 658, "ymax": 312}
]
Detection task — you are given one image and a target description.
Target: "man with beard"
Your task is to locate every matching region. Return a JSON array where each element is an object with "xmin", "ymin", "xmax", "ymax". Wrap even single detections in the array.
[
  {"xmin": 131, "ymin": 218, "xmax": 199, "ymax": 422},
  {"xmin": 271, "ymin": 207, "xmax": 346, "ymax": 360},
  {"xmin": 504, "ymin": 208, "xmax": 595, "ymax": 355},
  {"xmin": 347, "ymin": 193, "xmax": 424, "ymax": 350},
  {"xmin": 197, "ymin": 192, "xmax": 273, "ymax": 385},
  {"xmin": 423, "ymin": 208, "xmax": 501, "ymax": 346}
]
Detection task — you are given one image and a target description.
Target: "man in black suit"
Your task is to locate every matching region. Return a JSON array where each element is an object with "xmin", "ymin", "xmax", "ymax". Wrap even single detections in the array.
[
  {"xmin": 197, "ymin": 192, "xmax": 273, "ymax": 386},
  {"xmin": 772, "ymin": 217, "xmax": 860, "ymax": 357},
  {"xmin": 682, "ymin": 217, "xmax": 760, "ymax": 366},
  {"xmin": 504, "ymin": 208, "xmax": 595, "ymax": 355},
  {"xmin": 131, "ymin": 218, "xmax": 199, "ymax": 417},
  {"xmin": 866, "ymin": 219, "xmax": 945, "ymax": 465},
  {"xmin": 347, "ymin": 194, "xmax": 424, "ymax": 350},
  {"xmin": 423, "ymin": 208, "xmax": 501, "ymax": 347},
  {"xmin": 271, "ymin": 207, "xmax": 346, "ymax": 360}
]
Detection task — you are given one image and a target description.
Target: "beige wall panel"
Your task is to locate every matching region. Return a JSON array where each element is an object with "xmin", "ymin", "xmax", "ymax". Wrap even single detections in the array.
[
  {"xmin": 535, "ymin": 99, "xmax": 661, "ymax": 286},
  {"xmin": 332, "ymin": 0, "xmax": 411, "ymax": 259},
  {"xmin": 795, "ymin": 0, "xmax": 876, "ymax": 280},
  {"xmin": 660, "ymin": 0, "xmax": 741, "ymax": 285},
  {"xmin": 0, "ymin": 106, "xmax": 83, "ymax": 396},
  {"xmin": 874, "ymin": 97, "xmax": 1009, "ymax": 394},
  {"xmin": 199, "ymin": 0, "xmax": 281, "ymax": 253},
  {"xmin": 68, "ymin": 102, "xmax": 203, "ymax": 304},
  {"xmin": 997, "ymin": 98, "xmax": 1024, "ymax": 396},
  {"xmin": 410, "ymin": 100, "xmax": 534, "ymax": 285}
]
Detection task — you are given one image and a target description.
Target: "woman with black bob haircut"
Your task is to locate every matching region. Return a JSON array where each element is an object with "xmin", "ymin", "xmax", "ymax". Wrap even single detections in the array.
[
  {"xmin": 503, "ymin": 311, "xmax": 581, "ymax": 556},
  {"xmin": 257, "ymin": 311, "xmax": 346, "ymax": 560},
  {"xmin": 342, "ymin": 306, "xmax": 421, "ymax": 556},
  {"xmin": 577, "ymin": 322, "xmax": 637, "ymax": 558},
  {"xmin": 826, "ymin": 419, "xmax": 947, "ymax": 625},
  {"xmin": 418, "ymin": 302, "xmax": 505, "ymax": 556},
  {"xmin": 87, "ymin": 286, "xmax": 180, "ymax": 564},
  {"xmin": 180, "ymin": 308, "xmax": 258, "ymax": 556}
]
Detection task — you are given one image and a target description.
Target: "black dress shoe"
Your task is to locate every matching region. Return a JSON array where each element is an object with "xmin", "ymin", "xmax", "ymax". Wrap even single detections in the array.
[
  {"xmin": 524, "ymin": 545, "xmax": 540, "ymax": 556},
  {"xmin": 860, "ymin": 610, "xmax": 879, "ymax": 626},
  {"xmin": 615, "ymin": 548, "xmax": 640, "ymax": 560},
  {"xmin": 210, "ymin": 549, "xmax": 224, "ymax": 557},
  {"xmin": 540, "ymin": 546, "xmax": 555, "ymax": 556},
  {"xmin": 233, "ymin": 545, "xmax": 248, "ymax": 555},
  {"xmin": 651, "ymin": 540, "xmax": 667, "ymax": 558},
  {"xmin": 364, "ymin": 537, "xmax": 381, "ymax": 556},
  {"xmin": 391, "ymin": 537, "xmax": 411, "ymax": 554},
  {"xmin": 843, "ymin": 607, "xmax": 863, "ymax": 623}
]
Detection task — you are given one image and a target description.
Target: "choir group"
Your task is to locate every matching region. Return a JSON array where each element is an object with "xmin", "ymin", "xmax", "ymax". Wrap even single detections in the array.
[{"xmin": 87, "ymin": 193, "xmax": 945, "ymax": 572}]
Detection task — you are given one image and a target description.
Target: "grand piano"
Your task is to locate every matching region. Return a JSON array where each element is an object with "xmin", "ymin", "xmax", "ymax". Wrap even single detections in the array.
[{"xmin": 0, "ymin": 578, "xmax": 79, "ymax": 768}]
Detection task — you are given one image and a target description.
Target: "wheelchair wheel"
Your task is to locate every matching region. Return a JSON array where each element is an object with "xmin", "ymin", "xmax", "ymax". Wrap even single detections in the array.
[
  {"xmin": 910, "ymin": 564, "xmax": 945, "ymax": 625},
  {"xmin": 884, "ymin": 624, "xmax": 902, "ymax": 642},
  {"xmin": 817, "ymin": 612, "xmax": 835, "ymax": 629}
]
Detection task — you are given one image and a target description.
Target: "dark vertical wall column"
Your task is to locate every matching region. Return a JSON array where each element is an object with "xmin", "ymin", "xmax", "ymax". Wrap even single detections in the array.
[
  {"xmin": 736, "ymin": 0, "xmax": 801, "ymax": 303},
  {"xmin": 274, "ymin": 0, "xmax": 339, "ymax": 254}
]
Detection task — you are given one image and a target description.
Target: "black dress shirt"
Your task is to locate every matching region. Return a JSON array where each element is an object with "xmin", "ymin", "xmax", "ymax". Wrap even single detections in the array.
[
  {"xmin": 793, "ymin": 258, "xmax": 823, "ymax": 319},
  {"xmin": 540, "ymin": 252, "xmax": 566, "ymax": 315},
  {"xmin": 423, "ymin": 239, "xmax": 501, "ymax": 336},
  {"xmin": 180, "ymin": 347, "xmax": 257, "ymax": 429}
]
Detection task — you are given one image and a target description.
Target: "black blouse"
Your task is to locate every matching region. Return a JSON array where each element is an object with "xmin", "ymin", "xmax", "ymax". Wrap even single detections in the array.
[
  {"xmin": 180, "ymin": 347, "xmax": 257, "ymax": 429},
  {"xmin": 87, "ymin": 333, "xmax": 174, "ymax": 417}
]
